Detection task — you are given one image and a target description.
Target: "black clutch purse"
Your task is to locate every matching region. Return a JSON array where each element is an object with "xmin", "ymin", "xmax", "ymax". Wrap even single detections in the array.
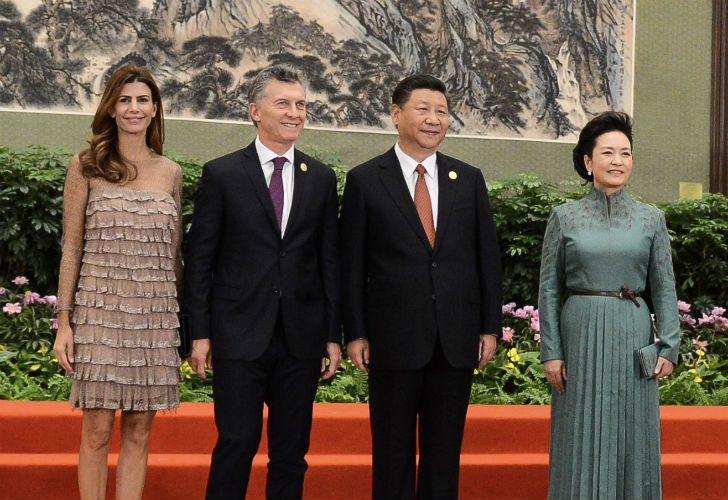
[
  {"xmin": 177, "ymin": 313, "xmax": 192, "ymax": 358},
  {"xmin": 636, "ymin": 342, "xmax": 659, "ymax": 379}
]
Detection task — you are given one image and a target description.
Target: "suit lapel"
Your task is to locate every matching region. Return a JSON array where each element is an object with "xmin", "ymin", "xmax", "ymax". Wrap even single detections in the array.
[
  {"xmin": 239, "ymin": 142, "xmax": 279, "ymax": 233},
  {"xmin": 283, "ymin": 150, "xmax": 310, "ymax": 241},
  {"xmin": 433, "ymin": 153, "xmax": 459, "ymax": 254},
  {"xmin": 378, "ymin": 148, "xmax": 433, "ymax": 252}
]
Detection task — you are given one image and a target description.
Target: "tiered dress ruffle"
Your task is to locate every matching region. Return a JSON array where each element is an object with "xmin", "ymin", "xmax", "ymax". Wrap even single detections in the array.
[{"xmin": 70, "ymin": 188, "xmax": 181, "ymax": 410}]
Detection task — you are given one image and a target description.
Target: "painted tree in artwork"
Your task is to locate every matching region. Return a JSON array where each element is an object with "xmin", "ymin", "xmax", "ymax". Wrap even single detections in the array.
[
  {"xmin": 164, "ymin": 36, "xmax": 243, "ymax": 119},
  {"xmin": 0, "ymin": 0, "xmax": 90, "ymax": 106}
]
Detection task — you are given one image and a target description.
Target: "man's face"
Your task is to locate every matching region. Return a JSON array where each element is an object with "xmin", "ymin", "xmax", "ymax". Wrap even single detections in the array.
[
  {"xmin": 249, "ymin": 80, "xmax": 306, "ymax": 151},
  {"xmin": 392, "ymin": 88, "xmax": 449, "ymax": 160}
]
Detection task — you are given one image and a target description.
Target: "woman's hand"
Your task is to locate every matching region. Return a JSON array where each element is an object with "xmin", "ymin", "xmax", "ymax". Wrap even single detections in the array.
[
  {"xmin": 654, "ymin": 357, "xmax": 674, "ymax": 381},
  {"xmin": 53, "ymin": 324, "xmax": 75, "ymax": 375},
  {"xmin": 544, "ymin": 359, "xmax": 567, "ymax": 394}
]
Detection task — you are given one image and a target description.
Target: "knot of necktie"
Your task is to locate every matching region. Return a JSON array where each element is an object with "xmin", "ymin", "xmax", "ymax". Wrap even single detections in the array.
[{"xmin": 272, "ymin": 156, "xmax": 286, "ymax": 171}]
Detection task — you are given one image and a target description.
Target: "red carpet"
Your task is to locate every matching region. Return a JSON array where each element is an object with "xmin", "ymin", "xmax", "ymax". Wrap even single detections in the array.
[{"xmin": 0, "ymin": 401, "xmax": 726, "ymax": 499}]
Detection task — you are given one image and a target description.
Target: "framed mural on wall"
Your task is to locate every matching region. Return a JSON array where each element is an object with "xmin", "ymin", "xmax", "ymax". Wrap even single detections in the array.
[{"xmin": 1, "ymin": 0, "xmax": 635, "ymax": 141}]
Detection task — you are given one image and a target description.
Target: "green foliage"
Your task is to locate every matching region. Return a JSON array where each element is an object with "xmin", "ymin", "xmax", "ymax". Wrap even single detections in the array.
[
  {"xmin": 315, "ymin": 358, "xmax": 369, "ymax": 402},
  {"xmin": 661, "ymin": 194, "xmax": 728, "ymax": 307},
  {"xmin": 0, "ymin": 146, "xmax": 69, "ymax": 290},
  {"xmin": 488, "ymin": 175, "xmax": 585, "ymax": 305}
]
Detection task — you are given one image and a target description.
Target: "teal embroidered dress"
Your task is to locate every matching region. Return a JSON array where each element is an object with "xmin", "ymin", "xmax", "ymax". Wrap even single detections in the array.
[{"xmin": 539, "ymin": 188, "xmax": 681, "ymax": 499}]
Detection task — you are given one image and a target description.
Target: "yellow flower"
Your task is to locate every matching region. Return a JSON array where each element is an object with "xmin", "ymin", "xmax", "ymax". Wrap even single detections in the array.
[
  {"xmin": 507, "ymin": 348, "xmax": 521, "ymax": 362},
  {"xmin": 688, "ymin": 368, "xmax": 697, "ymax": 374},
  {"xmin": 30, "ymin": 363, "xmax": 41, "ymax": 372},
  {"xmin": 505, "ymin": 362, "xmax": 515, "ymax": 369},
  {"xmin": 37, "ymin": 345, "xmax": 48, "ymax": 355},
  {"xmin": 693, "ymin": 376, "xmax": 703, "ymax": 384},
  {"xmin": 473, "ymin": 369, "xmax": 480, "ymax": 375},
  {"xmin": 696, "ymin": 349, "xmax": 706, "ymax": 357}
]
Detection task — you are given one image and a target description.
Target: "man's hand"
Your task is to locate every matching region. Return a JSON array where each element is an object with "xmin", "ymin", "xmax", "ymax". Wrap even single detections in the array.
[
  {"xmin": 346, "ymin": 339, "xmax": 370, "ymax": 373},
  {"xmin": 544, "ymin": 359, "xmax": 567, "ymax": 394},
  {"xmin": 189, "ymin": 339, "xmax": 212, "ymax": 379},
  {"xmin": 321, "ymin": 342, "xmax": 342, "ymax": 380},
  {"xmin": 478, "ymin": 334, "xmax": 497, "ymax": 370},
  {"xmin": 654, "ymin": 356, "xmax": 674, "ymax": 381}
]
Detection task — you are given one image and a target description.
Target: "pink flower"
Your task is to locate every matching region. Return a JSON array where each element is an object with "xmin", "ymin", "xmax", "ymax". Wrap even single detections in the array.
[
  {"xmin": 522, "ymin": 305, "xmax": 535, "ymax": 316},
  {"xmin": 677, "ymin": 301, "xmax": 691, "ymax": 313},
  {"xmin": 502, "ymin": 302, "xmax": 516, "ymax": 315},
  {"xmin": 50, "ymin": 318, "xmax": 58, "ymax": 330},
  {"xmin": 711, "ymin": 307, "xmax": 726, "ymax": 318},
  {"xmin": 12, "ymin": 276, "xmax": 29, "ymax": 286},
  {"xmin": 513, "ymin": 308, "xmax": 529, "ymax": 319},
  {"xmin": 22, "ymin": 291, "xmax": 41, "ymax": 305},
  {"xmin": 43, "ymin": 295, "xmax": 58, "ymax": 306},
  {"xmin": 530, "ymin": 316, "xmax": 540, "ymax": 333},
  {"xmin": 3, "ymin": 302, "xmax": 22, "ymax": 315},
  {"xmin": 680, "ymin": 314, "xmax": 697, "ymax": 327},
  {"xmin": 693, "ymin": 337, "xmax": 709, "ymax": 351},
  {"xmin": 501, "ymin": 327, "xmax": 514, "ymax": 343},
  {"xmin": 698, "ymin": 314, "xmax": 716, "ymax": 326},
  {"xmin": 0, "ymin": 287, "xmax": 6, "ymax": 295},
  {"xmin": 534, "ymin": 333, "xmax": 541, "ymax": 343},
  {"xmin": 718, "ymin": 317, "xmax": 728, "ymax": 331}
]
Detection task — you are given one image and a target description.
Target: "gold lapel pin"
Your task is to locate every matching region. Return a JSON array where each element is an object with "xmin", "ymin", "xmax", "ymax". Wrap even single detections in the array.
[
  {"xmin": 300, "ymin": 163, "xmax": 308, "ymax": 172},
  {"xmin": 448, "ymin": 170, "xmax": 457, "ymax": 180}
]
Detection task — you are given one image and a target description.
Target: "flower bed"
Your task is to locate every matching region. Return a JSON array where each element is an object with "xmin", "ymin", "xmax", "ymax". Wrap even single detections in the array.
[{"xmin": 2, "ymin": 276, "xmax": 727, "ymax": 405}]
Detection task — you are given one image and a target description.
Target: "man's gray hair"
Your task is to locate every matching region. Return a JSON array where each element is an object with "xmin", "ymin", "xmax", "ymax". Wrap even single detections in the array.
[{"xmin": 247, "ymin": 65, "xmax": 303, "ymax": 105}]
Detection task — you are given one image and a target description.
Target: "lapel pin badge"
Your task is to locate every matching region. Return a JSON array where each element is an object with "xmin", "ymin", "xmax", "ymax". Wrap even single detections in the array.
[
  {"xmin": 300, "ymin": 162, "xmax": 308, "ymax": 172},
  {"xmin": 448, "ymin": 170, "xmax": 457, "ymax": 180}
]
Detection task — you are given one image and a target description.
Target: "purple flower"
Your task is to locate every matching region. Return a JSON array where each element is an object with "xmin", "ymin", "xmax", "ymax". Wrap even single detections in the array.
[
  {"xmin": 680, "ymin": 314, "xmax": 697, "ymax": 327},
  {"xmin": 677, "ymin": 301, "xmax": 691, "ymax": 313},
  {"xmin": 712, "ymin": 307, "xmax": 726, "ymax": 318},
  {"xmin": 501, "ymin": 327, "xmax": 514, "ymax": 343},
  {"xmin": 3, "ymin": 303, "xmax": 22, "ymax": 315},
  {"xmin": 502, "ymin": 302, "xmax": 516, "ymax": 315},
  {"xmin": 693, "ymin": 337, "xmax": 709, "ymax": 351},
  {"xmin": 50, "ymin": 318, "xmax": 59, "ymax": 330},
  {"xmin": 12, "ymin": 276, "xmax": 29, "ymax": 286},
  {"xmin": 22, "ymin": 291, "xmax": 41, "ymax": 305},
  {"xmin": 43, "ymin": 295, "xmax": 58, "ymax": 306}
]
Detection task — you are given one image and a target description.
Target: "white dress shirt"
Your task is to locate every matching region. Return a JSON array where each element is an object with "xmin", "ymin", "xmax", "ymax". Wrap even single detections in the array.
[
  {"xmin": 395, "ymin": 142, "xmax": 439, "ymax": 229},
  {"xmin": 255, "ymin": 136, "xmax": 295, "ymax": 236}
]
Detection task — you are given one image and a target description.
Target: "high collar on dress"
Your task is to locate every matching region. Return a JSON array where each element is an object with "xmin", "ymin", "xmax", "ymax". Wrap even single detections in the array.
[{"xmin": 585, "ymin": 186, "xmax": 631, "ymax": 217}]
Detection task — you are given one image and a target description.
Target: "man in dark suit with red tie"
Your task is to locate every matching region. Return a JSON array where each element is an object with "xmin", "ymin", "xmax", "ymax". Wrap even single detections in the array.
[
  {"xmin": 340, "ymin": 74, "xmax": 503, "ymax": 500},
  {"xmin": 183, "ymin": 66, "xmax": 341, "ymax": 500}
]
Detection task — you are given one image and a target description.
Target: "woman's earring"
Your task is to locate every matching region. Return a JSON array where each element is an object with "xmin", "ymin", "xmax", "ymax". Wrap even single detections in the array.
[{"xmin": 587, "ymin": 170, "xmax": 593, "ymax": 177}]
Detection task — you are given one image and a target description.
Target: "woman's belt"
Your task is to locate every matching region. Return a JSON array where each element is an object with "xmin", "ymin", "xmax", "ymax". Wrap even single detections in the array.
[{"xmin": 568, "ymin": 286, "xmax": 641, "ymax": 307}]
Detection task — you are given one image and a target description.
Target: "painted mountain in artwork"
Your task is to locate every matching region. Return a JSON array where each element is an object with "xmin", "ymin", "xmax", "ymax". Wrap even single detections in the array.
[{"xmin": 0, "ymin": 0, "xmax": 633, "ymax": 139}]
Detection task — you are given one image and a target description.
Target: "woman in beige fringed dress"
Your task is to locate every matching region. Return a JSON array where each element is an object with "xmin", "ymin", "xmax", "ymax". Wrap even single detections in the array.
[{"xmin": 53, "ymin": 65, "xmax": 182, "ymax": 500}]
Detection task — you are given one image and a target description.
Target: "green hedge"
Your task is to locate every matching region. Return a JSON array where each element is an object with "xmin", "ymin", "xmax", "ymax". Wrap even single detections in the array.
[{"xmin": 1, "ymin": 145, "xmax": 726, "ymax": 307}]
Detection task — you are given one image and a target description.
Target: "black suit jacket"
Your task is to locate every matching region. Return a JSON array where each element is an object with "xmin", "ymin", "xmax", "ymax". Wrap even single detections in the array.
[
  {"xmin": 183, "ymin": 142, "xmax": 340, "ymax": 361},
  {"xmin": 340, "ymin": 148, "xmax": 502, "ymax": 370}
]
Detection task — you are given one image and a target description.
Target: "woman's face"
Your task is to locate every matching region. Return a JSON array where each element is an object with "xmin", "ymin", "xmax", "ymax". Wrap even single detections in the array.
[
  {"xmin": 584, "ymin": 130, "xmax": 633, "ymax": 193},
  {"xmin": 109, "ymin": 81, "xmax": 157, "ymax": 136}
]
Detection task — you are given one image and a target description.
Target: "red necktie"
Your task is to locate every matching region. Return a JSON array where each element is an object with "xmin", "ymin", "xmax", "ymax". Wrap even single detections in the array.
[{"xmin": 415, "ymin": 164, "xmax": 435, "ymax": 248}]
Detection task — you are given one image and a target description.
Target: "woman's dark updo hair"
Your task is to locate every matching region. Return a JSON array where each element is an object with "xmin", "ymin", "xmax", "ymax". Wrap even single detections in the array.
[{"xmin": 572, "ymin": 111, "xmax": 633, "ymax": 182}]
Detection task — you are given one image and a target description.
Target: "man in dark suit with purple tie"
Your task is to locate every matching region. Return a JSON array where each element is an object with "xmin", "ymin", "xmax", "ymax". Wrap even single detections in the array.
[
  {"xmin": 183, "ymin": 66, "xmax": 341, "ymax": 500},
  {"xmin": 340, "ymin": 74, "xmax": 503, "ymax": 500}
]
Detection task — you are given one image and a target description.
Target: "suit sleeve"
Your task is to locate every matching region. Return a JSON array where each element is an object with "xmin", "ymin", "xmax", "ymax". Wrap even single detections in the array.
[
  {"xmin": 339, "ymin": 171, "xmax": 369, "ymax": 344},
  {"xmin": 475, "ymin": 170, "xmax": 503, "ymax": 334},
  {"xmin": 183, "ymin": 163, "xmax": 223, "ymax": 340},
  {"xmin": 538, "ymin": 209, "xmax": 565, "ymax": 362},
  {"xmin": 318, "ymin": 168, "xmax": 342, "ymax": 344}
]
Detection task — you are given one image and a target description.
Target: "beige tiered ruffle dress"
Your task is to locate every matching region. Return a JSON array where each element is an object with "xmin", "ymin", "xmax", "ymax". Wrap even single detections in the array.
[{"xmin": 57, "ymin": 154, "xmax": 182, "ymax": 410}]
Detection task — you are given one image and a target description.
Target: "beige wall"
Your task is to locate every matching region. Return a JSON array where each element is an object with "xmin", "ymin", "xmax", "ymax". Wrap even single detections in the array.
[{"xmin": 0, "ymin": 0, "xmax": 712, "ymax": 202}]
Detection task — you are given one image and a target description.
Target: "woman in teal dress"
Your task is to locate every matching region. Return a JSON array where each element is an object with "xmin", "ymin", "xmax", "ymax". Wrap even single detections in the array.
[{"xmin": 539, "ymin": 112, "xmax": 681, "ymax": 499}]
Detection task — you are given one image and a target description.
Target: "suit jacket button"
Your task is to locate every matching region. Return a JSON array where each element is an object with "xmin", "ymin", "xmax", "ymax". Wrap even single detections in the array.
[
  {"xmin": 273, "ymin": 288, "xmax": 280, "ymax": 295},
  {"xmin": 280, "ymin": 251, "xmax": 287, "ymax": 257},
  {"xmin": 431, "ymin": 293, "xmax": 436, "ymax": 300},
  {"xmin": 431, "ymin": 262, "xmax": 438, "ymax": 268}
]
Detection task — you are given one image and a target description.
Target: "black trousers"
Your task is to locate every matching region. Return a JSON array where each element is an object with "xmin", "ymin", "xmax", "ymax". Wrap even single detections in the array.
[
  {"xmin": 205, "ymin": 321, "xmax": 321, "ymax": 500},
  {"xmin": 368, "ymin": 339, "xmax": 474, "ymax": 500}
]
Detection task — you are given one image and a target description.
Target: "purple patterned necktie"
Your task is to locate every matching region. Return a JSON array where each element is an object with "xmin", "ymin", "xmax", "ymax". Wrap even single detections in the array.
[{"xmin": 269, "ymin": 156, "xmax": 286, "ymax": 229}]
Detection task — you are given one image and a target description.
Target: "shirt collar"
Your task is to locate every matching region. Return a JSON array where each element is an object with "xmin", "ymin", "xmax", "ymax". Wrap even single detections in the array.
[
  {"xmin": 394, "ymin": 142, "xmax": 437, "ymax": 178},
  {"xmin": 255, "ymin": 136, "xmax": 295, "ymax": 167}
]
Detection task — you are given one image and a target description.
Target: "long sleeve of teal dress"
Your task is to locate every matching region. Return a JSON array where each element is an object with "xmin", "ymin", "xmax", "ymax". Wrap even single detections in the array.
[{"xmin": 539, "ymin": 209, "xmax": 565, "ymax": 362}]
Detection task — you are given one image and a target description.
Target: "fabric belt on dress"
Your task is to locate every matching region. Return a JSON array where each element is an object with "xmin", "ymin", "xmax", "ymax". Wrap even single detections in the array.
[{"xmin": 568, "ymin": 286, "xmax": 641, "ymax": 307}]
